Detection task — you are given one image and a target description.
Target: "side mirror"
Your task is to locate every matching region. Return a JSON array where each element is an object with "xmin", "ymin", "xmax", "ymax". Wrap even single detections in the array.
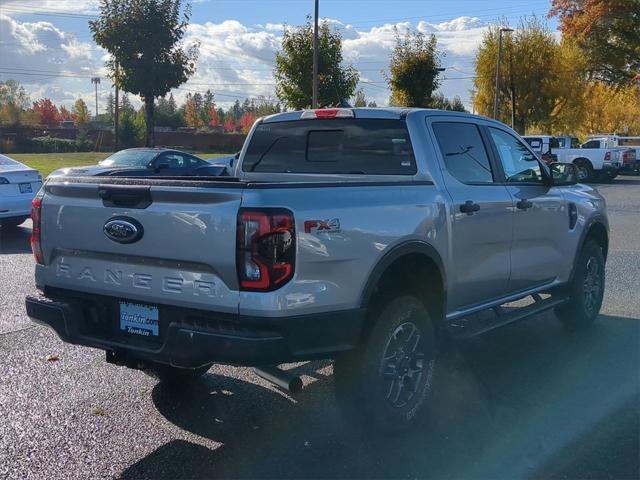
[{"xmin": 549, "ymin": 162, "xmax": 578, "ymax": 186}]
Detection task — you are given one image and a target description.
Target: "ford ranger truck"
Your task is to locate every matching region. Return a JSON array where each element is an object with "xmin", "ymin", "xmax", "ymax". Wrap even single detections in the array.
[{"xmin": 26, "ymin": 108, "xmax": 609, "ymax": 431}]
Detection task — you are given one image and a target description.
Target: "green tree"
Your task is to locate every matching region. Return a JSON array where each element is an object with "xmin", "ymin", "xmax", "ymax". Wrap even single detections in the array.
[
  {"xmin": 201, "ymin": 89, "xmax": 214, "ymax": 125},
  {"xmin": 254, "ymin": 96, "xmax": 281, "ymax": 117},
  {"xmin": 275, "ymin": 17, "xmax": 359, "ymax": 109},
  {"xmin": 353, "ymin": 89, "xmax": 367, "ymax": 107},
  {"xmin": 73, "ymin": 98, "xmax": 91, "ymax": 126},
  {"xmin": 90, "ymin": 0, "xmax": 199, "ymax": 146},
  {"xmin": 0, "ymin": 79, "xmax": 30, "ymax": 124},
  {"xmin": 105, "ymin": 92, "xmax": 115, "ymax": 121},
  {"xmin": 120, "ymin": 93, "xmax": 136, "ymax": 116},
  {"xmin": 431, "ymin": 92, "xmax": 467, "ymax": 112},
  {"xmin": 119, "ymin": 111, "xmax": 141, "ymax": 147},
  {"xmin": 550, "ymin": 0, "xmax": 640, "ymax": 85},
  {"xmin": 388, "ymin": 27, "xmax": 443, "ymax": 107}
]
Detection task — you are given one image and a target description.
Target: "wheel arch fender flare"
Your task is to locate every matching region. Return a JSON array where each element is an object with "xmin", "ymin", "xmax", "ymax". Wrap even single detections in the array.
[
  {"xmin": 359, "ymin": 240, "xmax": 447, "ymax": 310},
  {"xmin": 570, "ymin": 216, "xmax": 609, "ymax": 280}
]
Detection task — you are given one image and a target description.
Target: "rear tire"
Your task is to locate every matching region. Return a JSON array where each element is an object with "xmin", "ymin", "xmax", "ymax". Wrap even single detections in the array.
[
  {"xmin": 574, "ymin": 159, "xmax": 593, "ymax": 182},
  {"xmin": 145, "ymin": 362, "xmax": 211, "ymax": 387},
  {"xmin": 334, "ymin": 295, "xmax": 436, "ymax": 432},
  {"xmin": 555, "ymin": 240, "xmax": 605, "ymax": 330}
]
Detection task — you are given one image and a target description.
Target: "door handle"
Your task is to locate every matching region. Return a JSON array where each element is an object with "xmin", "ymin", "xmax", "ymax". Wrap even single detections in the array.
[
  {"xmin": 460, "ymin": 200, "xmax": 481, "ymax": 215},
  {"xmin": 516, "ymin": 199, "xmax": 533, "ymax": 210}
]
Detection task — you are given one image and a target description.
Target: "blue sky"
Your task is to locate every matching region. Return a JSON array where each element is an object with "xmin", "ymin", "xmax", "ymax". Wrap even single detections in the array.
[{"xmin": 0, "ymin": 0, "xmax": 557, "ymax": 111}]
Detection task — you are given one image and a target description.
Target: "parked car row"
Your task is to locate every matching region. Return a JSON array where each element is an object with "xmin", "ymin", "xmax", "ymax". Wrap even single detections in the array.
[
  {"xmin": 0, "ymin": 148, "xmax": 238, "ymax": 228},
  {"xmin": 523, "ymin": 134, "xmax": 637, "ymax": 182}
]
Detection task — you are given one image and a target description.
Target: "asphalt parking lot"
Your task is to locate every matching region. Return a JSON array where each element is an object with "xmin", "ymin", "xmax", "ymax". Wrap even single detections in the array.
[{"xmin": 1, "ymin": 178, "xmax": 638, "ymax": 479}]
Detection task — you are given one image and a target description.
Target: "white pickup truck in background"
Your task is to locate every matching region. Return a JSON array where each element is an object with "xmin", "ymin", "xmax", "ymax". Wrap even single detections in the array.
[
  {"xmin": 586, "ymin": 134, "xmax": 640, "ymax": 174},
  {"xmin": 523, "ymin": 135, "xmax": 637, "ymax": 182}
]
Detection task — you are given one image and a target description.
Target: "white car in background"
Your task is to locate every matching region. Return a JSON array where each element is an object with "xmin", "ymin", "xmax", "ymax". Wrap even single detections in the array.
[{"xmin": 0, "ymin": 154, "xmax": 42, "ymax": 228}]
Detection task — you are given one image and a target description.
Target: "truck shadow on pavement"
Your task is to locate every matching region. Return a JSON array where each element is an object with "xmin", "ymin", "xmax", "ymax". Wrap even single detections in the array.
[
  {"xmin": 0, "ymin": 224, "xmax": 32, "ymax": 254},
  {"xmin": 120, "ymin": 312, "xmax": 640, "ymax": 480}
]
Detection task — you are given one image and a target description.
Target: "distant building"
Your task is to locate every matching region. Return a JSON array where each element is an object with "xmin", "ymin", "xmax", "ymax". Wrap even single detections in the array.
[{"xmin": 59, "ymin": 120, "xmax": 75, "ymax": 129}]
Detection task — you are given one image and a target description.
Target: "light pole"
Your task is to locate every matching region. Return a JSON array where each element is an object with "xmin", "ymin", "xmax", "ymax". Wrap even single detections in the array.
[
  {"xmin": 493, "ymin": 27, "xmax": 513, "ymax": 120},
  {"xmin": 91, "ymin": 77, "xmax": 101, "ymax": 119},
  {"xmin": 312, "ymin": 0, "xmax": 319, "ymax": 109}
]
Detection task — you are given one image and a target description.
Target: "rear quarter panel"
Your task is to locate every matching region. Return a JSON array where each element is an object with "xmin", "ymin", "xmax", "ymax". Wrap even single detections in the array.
[{"xmin": 238, "ymin": 184, "xmax": 449, "ymax": 317}]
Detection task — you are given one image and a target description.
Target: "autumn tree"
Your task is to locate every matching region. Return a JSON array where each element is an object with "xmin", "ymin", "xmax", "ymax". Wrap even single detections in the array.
[
  {"xmin": 473, "ymin": 17, "xmax": 576, "ymax": 133},
  {"xmin": 59, "ymin": 106, "xmax": 73, "ymax": 121},
  {"xmin": 239, "ymin": 111, "xmax": 255, "ymax": 134},
  {"xmin": 388, "ymin": 27, "xmax": 443, "ymax": 107},
  {"xmin": 90, "ymin": 0, "xmax": 199, "ymax": 146},
  {"xmin": 579, "ymin": 82, "xmax": 640, "ymax": 136},
  {"xmin": 183, "ymin": 93, "xmax": 203, "ymax": 127},
  {"xmin": 33, "ymin": 98, "xmax": 60, "ymax": 126},
  {"xmin": 550, "ymin": 0, "xmax": 640, "ymax": 85},
  {"xmin": 73, "ymin": 99, "xmax": 90, "ymax": 126},
  {"xmin": 275, "ymin": 17, "xmax": 359, "ymax": 109},
  {"xmin": 223, "ymin": 117, "xmax": 235, "ymax": 133},
  {"xmin": 208, "ymin": 106, "xmax": 219, "ymax": 127}
]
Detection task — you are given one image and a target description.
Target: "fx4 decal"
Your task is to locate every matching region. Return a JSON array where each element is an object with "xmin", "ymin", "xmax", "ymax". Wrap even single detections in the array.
[{"xmin": 304, "ymin": 218, "xmax": 341, "ymax": 234}]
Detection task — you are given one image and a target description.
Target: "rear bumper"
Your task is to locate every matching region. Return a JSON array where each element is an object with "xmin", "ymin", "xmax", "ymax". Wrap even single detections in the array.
[
  {"xmin": 0, "ymin": 195, "xmax": 32, "ymax": 218},
  {"xmin": 25, "ymin": 289, "xmax": 365, "ymax": 368}
]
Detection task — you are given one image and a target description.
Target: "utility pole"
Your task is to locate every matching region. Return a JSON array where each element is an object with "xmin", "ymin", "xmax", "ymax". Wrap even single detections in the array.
[
  {"xmin": 493, "ymin": 27, "xmax": 513, "ymax": 120},
  {"xmin": 91, "ymin": 77, "xmax": 100, "ymax": 119},
  {"xmin": 312, "ymin": 0, "xmax": 319, "ymax": 109},
  {"xmin": 114, "ymin": 64, "xmax": 119, "ymax": 151}
]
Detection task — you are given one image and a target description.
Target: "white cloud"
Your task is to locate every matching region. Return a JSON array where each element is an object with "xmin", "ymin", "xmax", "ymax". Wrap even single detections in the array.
[
  {"xmin": 0, "ymin": 13, "xmax": 489, "ymax": 111},
  {"xmin": 1, "ymin": 0, "xmax": 99, "ymax": 15}
]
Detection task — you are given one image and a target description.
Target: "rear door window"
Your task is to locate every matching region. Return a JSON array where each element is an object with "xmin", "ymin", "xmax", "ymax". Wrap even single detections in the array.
[
  {"xmin": 432, "ymin": 122, "xmax": 495, "ymax": 184},
  {"xmin": 242, "ymin": 119, "xmax": 416, "ymax": 175}
]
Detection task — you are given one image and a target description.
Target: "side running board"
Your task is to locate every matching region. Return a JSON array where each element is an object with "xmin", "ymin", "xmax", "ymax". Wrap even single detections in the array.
[{"xmin": 449, "ymin": 294, "xmax": 569, "ymax": 339}]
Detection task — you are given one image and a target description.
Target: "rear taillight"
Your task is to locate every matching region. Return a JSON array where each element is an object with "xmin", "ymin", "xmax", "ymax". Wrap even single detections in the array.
[
  {"xmin": 30, "ymin": 196, "xmax": 43, "ymax": 264},
  {"xmin": 237, "ymin": 208, "xmax": 295, "ymax": 291},
  {"xmin": 604, "ymin": 151, "xmax": 611, "ymax": 162}
]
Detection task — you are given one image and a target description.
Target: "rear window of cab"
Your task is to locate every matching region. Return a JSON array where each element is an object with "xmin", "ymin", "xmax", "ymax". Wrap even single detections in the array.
[{"xmin": 242, "ymin": 119, "xmax": 417, "ymax": 175}]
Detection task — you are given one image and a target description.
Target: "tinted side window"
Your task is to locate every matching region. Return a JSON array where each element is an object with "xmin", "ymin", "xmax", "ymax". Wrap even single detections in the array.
[
  {"xmin": 242, "ymin": 119, "xmax": 416, "ymax": 175},
  {"xmin": 489, "ymin": 128, "xmax": 543, "ymax": 184},
  {"xmin": 432, "ymin": 122, "xmax": 494, "ymax": 184},
  {"xmin": 158, "ymin": 153, "xmax": 187, "ymax": 168},
  {"xmin": 582, "ymin": 140, "xmax": 600, "ymax": 149}
]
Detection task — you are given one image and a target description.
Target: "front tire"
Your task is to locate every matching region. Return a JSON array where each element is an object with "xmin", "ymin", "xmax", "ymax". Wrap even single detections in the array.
[
  {"xmin": 555, "ymin": 240, "xmax": 605, "ymax": 329},
  {"xmin": 334, "ymin": 295, "xmax": 436, "ymax": 431},
  {"xmin": 574, "ymin": 159, "xmax": 593, "ymax": 182}
]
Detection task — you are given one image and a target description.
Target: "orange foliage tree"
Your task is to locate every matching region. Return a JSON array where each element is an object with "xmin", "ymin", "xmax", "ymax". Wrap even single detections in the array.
[
  {"xmin": 33, "ymin": 98, "xmax": 59, "ymax": 126},
  {"xmin": 239, "ymin": 112, "xmax": 255, "ymax": 133}
]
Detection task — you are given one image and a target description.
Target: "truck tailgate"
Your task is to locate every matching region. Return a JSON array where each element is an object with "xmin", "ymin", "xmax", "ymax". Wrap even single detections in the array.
[{"xmin": 36, "ymin": 179, "xmax": 244, "ymax": 313}]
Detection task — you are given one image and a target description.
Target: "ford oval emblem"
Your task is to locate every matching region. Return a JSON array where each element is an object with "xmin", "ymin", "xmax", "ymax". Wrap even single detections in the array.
[{"xmin": 103, "ymin": 217, "xmax": 143, "ymax": 244}]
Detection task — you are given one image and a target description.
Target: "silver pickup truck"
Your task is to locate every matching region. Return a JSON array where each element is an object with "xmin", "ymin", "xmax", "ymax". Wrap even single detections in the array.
[{"xmin": 26, "ymin": 108, "xmax": 609, "ymax": 430}]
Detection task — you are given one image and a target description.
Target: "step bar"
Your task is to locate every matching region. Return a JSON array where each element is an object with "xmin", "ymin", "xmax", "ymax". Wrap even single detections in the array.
[{"xmin": 449, "ymin": 294, "xmax": 570, "ymax": 339}]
